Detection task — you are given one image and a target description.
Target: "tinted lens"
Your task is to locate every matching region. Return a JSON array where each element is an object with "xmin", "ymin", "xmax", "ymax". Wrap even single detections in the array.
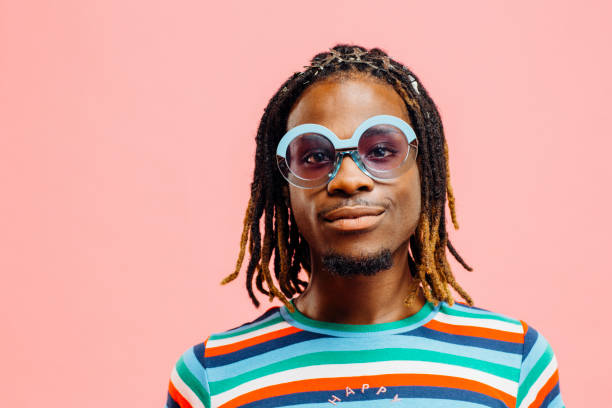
[
  {"xmin": 357, "ymin": 124, "xmax": 409, "ymax": 171},
  {"xmin": 286, "ymin": 133, "xmax": 336, "ymax": 180}
]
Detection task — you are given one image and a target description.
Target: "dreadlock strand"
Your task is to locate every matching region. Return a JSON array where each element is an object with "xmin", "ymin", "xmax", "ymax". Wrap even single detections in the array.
[
  {"xmin": 443, "ymin": 255, "xmax": 473, "ymax": 305},
  {"xmin": 447, "ymin": 239, "xmax": 474, "ymax": 271},
  {"xmin": 444, "ymin": 140, "xmax": 460, "ymax": 230},
  {"xmin": 416, "ymin": 214, "xmax": 438, "ymax": 304},
  {"xmin": 221, "ymin": 197, "xmax": 254, "ymax": 285},
  {"xmin": 275, "ymin": 203, "xmax": 292, "ymax": 297},
  {"xmin": 427, "ymin": 210, "xmax": 450, "ymax": 302},
  {"xmin": 244, "ymin": 196, "xmax": 265, "ymax": 307},
  {"xmin": 259, "ymin": 180, "xmax": 294, "ymax": 309}
]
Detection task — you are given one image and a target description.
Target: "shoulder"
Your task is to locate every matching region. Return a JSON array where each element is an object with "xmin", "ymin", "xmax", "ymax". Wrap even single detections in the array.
[
  {"xmin": 184, "ymin": 306, "xmax": 285, "ymax": 362},
  {"xmin": 428, "ymin": 302, "xmax": 560, "ymax": 356},
  {"xmin": 166, "ymin": 307, "xmax": 284, "ymax": 407},
  {"xmin": 436, "ymin": 304, "xmax": 561, "ymax": 382}
]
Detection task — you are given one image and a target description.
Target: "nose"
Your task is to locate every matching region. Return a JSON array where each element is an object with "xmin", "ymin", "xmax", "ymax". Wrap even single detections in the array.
[{"xmin": 327, "ymin": 153, "xmax": 374, "ymax": 195}]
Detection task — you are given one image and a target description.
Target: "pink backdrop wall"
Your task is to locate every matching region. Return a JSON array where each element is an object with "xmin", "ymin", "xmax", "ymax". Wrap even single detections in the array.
[{"xmin": 1, "ymin": 0, "xmax": 610, "ymax": 406}]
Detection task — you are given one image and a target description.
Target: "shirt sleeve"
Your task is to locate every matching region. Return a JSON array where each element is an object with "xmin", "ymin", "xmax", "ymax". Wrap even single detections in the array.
[
  {"xmin": 165, "ymin": 342, "xmax": 211, "ymax": 408},
  {"xmin": 515, "ymin": 321, "xmax": 565, "ymax": 408}
]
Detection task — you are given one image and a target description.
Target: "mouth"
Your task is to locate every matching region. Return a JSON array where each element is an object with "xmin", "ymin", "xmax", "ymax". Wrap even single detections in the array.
[{"xmin": 323, "ymin": 206, "xmax": 386, "ymax": 232}]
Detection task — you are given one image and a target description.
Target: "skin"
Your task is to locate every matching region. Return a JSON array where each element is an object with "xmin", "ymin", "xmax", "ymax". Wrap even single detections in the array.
[{"xmin": 288, "ymin": 72, "xmax": 426, "ymax": 324}]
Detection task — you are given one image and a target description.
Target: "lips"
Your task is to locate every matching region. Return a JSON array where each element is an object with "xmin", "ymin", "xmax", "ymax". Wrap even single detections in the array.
[{"xmin": 323, "ymin": 206, "xmax": 385, "ymax": 232}]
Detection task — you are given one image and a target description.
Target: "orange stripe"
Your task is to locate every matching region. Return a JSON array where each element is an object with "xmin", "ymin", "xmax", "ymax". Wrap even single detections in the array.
[
  {"xmin": 219, "ymin": 373, "xmax": 515, "ymax": 408},
  {"xmin": 206, "ymin": 326, "xmax": 301, "ymax": 357},
  {"xmin": 528, "ymin": 369, "xmax": 559, "ymax": 408},
  {"xmin": 521, "ymin": 320, "xmax": 528, "ymax": 341},
  {"xmin": 168, "ymin": 380, "xmax": 193, "ymax": 408},
  {"xmin": 424, "ymin": 319, "xmax": 523, "ymax": 343}
]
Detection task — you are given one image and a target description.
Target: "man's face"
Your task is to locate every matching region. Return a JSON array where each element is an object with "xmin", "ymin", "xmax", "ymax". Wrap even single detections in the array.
[{"xmin": 286, "ymin": 74, "xmax": 422, "ymax": 267}]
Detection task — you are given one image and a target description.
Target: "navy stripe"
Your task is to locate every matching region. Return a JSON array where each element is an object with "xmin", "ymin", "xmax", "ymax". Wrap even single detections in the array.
[
  {"xmin": 193, "ymin": 342, "xmax": 207, "ymax": 368},
  {"xmin": 224, "ymin": 307, "xmax": 281, "ymax": 332},
  {"xmin": 409, "ymin": 326, "xmax": 523, "ymax": 354},
  {"xmin": 166, "ymin": 392, "xmax": 180, "ymax": 408},
  {"xmin": 541, "ymin": 382, "xmax": 561, "ymax": 407},
  {"xmin": 240, "ymin": 385, "xmax": 505, "ymax": 408},
  {"xmin": 522, "ymin": 325, "xmax": 538, "ymax": 358},
  {"xmin": 206, "ymin": 330, "xmax": 331, "ymax": 368}
]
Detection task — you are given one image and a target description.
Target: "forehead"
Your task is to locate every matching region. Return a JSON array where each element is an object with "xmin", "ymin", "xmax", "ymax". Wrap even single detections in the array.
[{"xmin": 286, "ymin": 74, "xmax": 411, "ymax": 138}]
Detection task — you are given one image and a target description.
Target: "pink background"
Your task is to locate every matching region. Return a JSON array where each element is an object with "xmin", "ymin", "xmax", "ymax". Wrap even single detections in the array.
[{"xmin": 1, "ymin": 0, "xmax": 610, "ymax": 406}]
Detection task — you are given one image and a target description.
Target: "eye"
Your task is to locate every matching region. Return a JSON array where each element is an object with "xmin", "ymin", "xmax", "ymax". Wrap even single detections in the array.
[
  {"xmin": 303, "ymin": 150, "xmax": 333, "ymax": 164},
  {"xmin": 367, "ymin": 144, "xmax": 398, "ymax": 159}
]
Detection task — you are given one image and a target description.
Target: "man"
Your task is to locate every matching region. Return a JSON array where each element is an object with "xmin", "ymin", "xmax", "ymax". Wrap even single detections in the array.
[{"xmin": 165, "ymin": 45, "xmax": 564, "ymax": 408}]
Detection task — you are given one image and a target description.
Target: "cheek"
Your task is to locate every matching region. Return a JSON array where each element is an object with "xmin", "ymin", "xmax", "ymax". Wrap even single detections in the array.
[
  {"xmin": 288, "ymin": 186, "xmax": 315, "ymax": 238},
  {"xmin": 395, "ymin": 169, "xmax": 422, "ymax": 231}
]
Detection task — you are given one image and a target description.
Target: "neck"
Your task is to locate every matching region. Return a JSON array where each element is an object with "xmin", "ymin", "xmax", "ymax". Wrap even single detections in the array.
[{"xmin": 294, "ymin": 245, "xmax": 426, "ymax": 325}]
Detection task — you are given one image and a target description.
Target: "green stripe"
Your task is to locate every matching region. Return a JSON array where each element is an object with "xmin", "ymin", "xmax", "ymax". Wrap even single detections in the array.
[
  {"xmin": 516, "ymin": 344, "xmax": 554, "ymax": 404},
  {"xmin": 210, "ymin": 348, "xmax": 519, "ymax": 393},
  {"xmin": 176, "ymin": 357, "xmax": 210, "ymax": 405},
  {"xmin": 440, "ymin": 305, "xmax": 521, "ymax": 325},
  {"xmin": 209, "ymin": 315, "xmax": 284, "ymax": 340},
  {"xmin": 287, "ymin": 301, "xmax": 435, "ymax": 333}
]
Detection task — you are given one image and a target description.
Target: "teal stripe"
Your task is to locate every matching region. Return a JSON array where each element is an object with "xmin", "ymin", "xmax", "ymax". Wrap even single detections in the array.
[
  {"xmin": 286, "ymin": 301, "xmax": 436, "ymax": 333},
  {"xmin": 210, "ymin": 348, "xmax": 519, "ymax": 394},
  {"xmin": 207, "ymin": 335, "xmax": 522, "ymax": 381},
  {"xmin": 516, "ymin": 344, "xmax": 554, "ymax": 404},
  {"xmin": 208, "ymin": 314, "xmax": 284, "ymax": 340},
  {"xmin": 176, "ymin": 357, "xmax": 210, "ymax": 405},
  {"xmin": 439, "ymin": 305, "xmax": 521, "ymax": 325}
]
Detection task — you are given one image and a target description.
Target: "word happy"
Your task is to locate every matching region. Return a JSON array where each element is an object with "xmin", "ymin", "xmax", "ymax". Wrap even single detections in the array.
[{"xmin": 327, "ymin": 384, "xmax": 401, "ymax": 405}]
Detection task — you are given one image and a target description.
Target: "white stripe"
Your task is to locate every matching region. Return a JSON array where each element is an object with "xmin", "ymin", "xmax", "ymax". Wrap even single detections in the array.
[
  {"xmin": 170, "ymin": 366, "xmax": 205, "ymax": 408},
  {"xmin": 434, "ymin": 312, "xmax": 523, "ymax": 333},
  {"xmin": 517, "ymin": 355, "xmax": 558, "ymax": 408},
  {"xmin": 206, "ymin": 321, "xmax": 293, "ymax": 348},
  {"xmin": 211, "ymin": 360, "xmax": 517, "ymax": 406}
]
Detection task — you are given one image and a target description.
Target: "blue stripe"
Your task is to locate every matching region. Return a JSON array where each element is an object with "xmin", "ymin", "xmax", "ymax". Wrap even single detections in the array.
[
  {"xmin": 239, "ymin": 385, "xmax": 503, "ymax": 408},
  {"xmin": 408, "ymin": 326, "xmax": 523, "ymax": 354},
  {"xmin": 207, "ymin": 334, "xmax": 522, "ymax": 381},
  {"xmin": 519, "ymin": 333, "xmax": 547, "ymax": 383},
  {"xmin": 181, "ymin": 346, "xmax": 210, "ymax": 394},
  {"xmin": 206, "ymin": 330, "xmax": 330, "ymax": 368}
]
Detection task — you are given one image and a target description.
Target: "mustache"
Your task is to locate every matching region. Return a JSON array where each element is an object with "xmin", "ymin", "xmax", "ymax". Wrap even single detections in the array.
[{"xmin": 317, "ymin": 198, "xmax": 390, "ymax": 218}]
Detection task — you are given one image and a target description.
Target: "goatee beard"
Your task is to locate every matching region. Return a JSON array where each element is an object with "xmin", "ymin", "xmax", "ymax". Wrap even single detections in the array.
[{"xmin": 322, "ymin": 249, "xmax": 393, "ymax": 277}]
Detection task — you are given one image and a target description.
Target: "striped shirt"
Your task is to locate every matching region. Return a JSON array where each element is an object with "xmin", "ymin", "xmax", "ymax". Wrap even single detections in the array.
[{"xmin": 165, "ymin": 301, "xmax": 564, "ymax": 408}]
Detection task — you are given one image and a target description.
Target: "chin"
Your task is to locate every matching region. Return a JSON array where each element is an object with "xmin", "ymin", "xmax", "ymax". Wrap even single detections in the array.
[{"xmin": 322, "ymin": 247, "xmax": 393, "ymax": 277}]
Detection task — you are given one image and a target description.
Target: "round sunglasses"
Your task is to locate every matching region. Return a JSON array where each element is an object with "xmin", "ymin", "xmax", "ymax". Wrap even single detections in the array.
[{"xmin": 276, "ymin": 115, "xmax": 419, "ymax": 188}]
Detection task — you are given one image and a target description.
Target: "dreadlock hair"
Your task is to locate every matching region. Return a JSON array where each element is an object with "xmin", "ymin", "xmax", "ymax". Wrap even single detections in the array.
[{"xmin": 221, "ymin": 44, "xmax": 474, "ymax": 311}]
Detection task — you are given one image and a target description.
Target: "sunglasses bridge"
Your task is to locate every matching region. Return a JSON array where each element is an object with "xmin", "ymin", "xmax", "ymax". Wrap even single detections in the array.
[{"xmin": 327, "ymin": 151, "xmax": 368, "ymax": 179}]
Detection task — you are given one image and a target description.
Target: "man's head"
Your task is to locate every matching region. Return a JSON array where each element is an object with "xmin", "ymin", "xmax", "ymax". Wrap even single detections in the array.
[
  {"xmin": 221, "ymin": 45, "xmax": 473, "ymax": 309},
  {"xmin": 286, "ymin": 74, "xmax": 420, "ymax": 277}
]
